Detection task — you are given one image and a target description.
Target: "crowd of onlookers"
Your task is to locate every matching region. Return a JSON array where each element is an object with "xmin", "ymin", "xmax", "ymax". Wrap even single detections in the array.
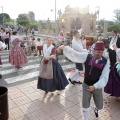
[{"xmin": 0, "ymin": 27, "xmax": 40, "ymax": 56}]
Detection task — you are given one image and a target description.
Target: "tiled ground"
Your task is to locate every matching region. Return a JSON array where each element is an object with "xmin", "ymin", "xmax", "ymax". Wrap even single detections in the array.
[{"xmin": 6, "ymin": 71, "xmax": 120, "ymax": 120}]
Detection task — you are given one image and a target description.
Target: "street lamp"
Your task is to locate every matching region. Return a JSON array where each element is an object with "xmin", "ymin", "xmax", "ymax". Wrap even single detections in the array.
[
  {"xmin": 0, "ymin": 6, "xmax": 4, "ymax": 27},
  {"xmin": 55, "ymin": 0, "xmax": 56, "ymax": 42},
  {"xmin": 50, "ymin": 0, "xmax": 57, "ymax": 43}
]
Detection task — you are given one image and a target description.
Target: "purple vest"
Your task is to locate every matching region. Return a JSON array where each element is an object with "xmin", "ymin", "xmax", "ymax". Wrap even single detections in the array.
[{"xmin": 84, "ymin": 54, "xmax": 107, "ymax": 86}]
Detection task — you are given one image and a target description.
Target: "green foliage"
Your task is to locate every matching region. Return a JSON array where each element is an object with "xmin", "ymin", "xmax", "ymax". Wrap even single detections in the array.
[
  {"xmin": 113, "ymin": 9, "xmax": 120, "ymax": 22},
  {"xmin": 97, "ymin": 19, "xmax": 114, "ymax": 26},
  {"xmin": 17, "ymin": 14, "xmax": 28, "ymax": 21},
  {"xmin": 0, "ymin": 13, "xmax": 10, "ymax": 25},
  {"xmin": 97, "ymin": 19, "xmax": 104, "ymax": 26},
  {"xmin": 30, "ymin": 22, "xmax": 39, "ymax": 31},
  {"xmin": 17, "ymin": 20, "xmax": 30, "ymax": 28},
  {"xmin": 4, "ymin": 19, "xmax": 15, "ymax": 27},
  {"xmin": 99, "ymin": 29, "xmax": 103, "ymax": 33},
  {"xmin": 108, "ymin": 24, "xmax": 120, "ymax": 32}
]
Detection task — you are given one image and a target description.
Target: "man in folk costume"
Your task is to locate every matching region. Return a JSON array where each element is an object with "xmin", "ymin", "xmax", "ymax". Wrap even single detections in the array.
[
  {"xmin": 108, "ymin": 30, "xmax": 118, "ymax": 69},
  {"xmin": 68, "ymin": 30, "xmax": 88, "ymax": 85},
  {"xmin": 57, "ymin": 41, "xmax": 109, "ymax": 120},
  {"xmin": 36, "ymin": 37, "xmax": 69, "ymax": 93},
  {"xmin": 0, "ymin": 41, "xmax": 6, "ymax": 78}
]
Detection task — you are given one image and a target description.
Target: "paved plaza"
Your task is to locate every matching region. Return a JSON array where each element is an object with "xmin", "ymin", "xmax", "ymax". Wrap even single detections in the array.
[
  {"xmin": 7, "ymin": 72, "xmax": 120, "ymax": 120},
  {"xmin": 0, "ymin": 34, "xmax": 120, "ymax": 120}
]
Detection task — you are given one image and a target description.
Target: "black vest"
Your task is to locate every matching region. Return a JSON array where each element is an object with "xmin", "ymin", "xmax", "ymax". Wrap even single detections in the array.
[{"xmin": 84, "ymin": 54, "xmax": 107, "ymax": 86}]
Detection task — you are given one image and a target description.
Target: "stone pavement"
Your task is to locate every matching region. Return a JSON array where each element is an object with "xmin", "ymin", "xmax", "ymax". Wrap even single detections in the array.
[{"xmin": 7, "ymin": 71, "xmax": 120, "ymax": 120}]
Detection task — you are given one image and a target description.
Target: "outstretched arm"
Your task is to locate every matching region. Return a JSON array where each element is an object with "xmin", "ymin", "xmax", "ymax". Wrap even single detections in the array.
[{"xmin": 58, "ymin": 45, "xmax": 88, "ymax": 63}]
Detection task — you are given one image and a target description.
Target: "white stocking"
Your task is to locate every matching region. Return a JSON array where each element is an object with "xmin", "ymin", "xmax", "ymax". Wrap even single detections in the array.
[
  {"xmin": 82, "ymin": 107, "xmax": 90, "ymax": 120},
  {"xmin": 70, "ymin": 69, "xmax": 79, "ymax": 81}
]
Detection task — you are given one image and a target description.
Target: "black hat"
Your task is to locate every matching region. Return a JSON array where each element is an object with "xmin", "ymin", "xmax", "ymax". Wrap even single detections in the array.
[{"xmin": 73, "ymin": 30, "xmax": 79, "ymax": 35}]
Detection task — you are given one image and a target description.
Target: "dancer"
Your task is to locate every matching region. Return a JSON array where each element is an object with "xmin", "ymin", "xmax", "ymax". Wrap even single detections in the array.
[
  {"xmin": 108, "ymin": 30, "xmax": 118, "ymax": 69},
  {"xmin": 57, "ymin": 41, "xmax": 109, "ymax": 120},
  {"xmin": 104, "ymin": 44, "xmax": 120, "ymax": 97},
  {"xmin": 68, "ymin": 30, "xmax": 88, "ymax": 85},
  {"xmin": 9, "ymin": 36, "xmax": 28, "ymax": 69},
  {"xmin": 0, "ymin": 41, "xmax": 6, "ymax": 78},
  {"xmin": 36, "ymin": 37, "xmax": 69, "ymax": 94}
]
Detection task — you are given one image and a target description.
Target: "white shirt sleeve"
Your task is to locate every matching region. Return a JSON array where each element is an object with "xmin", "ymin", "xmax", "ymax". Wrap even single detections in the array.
[
  {"xmin": 63, "ymin": 46, "xmax": 88, "ymax": 63},
  {"xmin": 93, "ymin": 61, "xmax": 110, "ymax": 89},
  {"xmin": 0, "ymin": 41, "xmax": 6, "ymax": 50},
  {"xmin": 72, "ymin": 42, "xmax": 88, "ymax": 52}
]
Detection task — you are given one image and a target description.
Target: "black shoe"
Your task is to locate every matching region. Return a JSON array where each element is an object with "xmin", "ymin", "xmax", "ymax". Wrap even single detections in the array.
[
  {"xmin": 74, "ymin": 81, "xmax": 82, "ymax": 84},
  {"xmin": 94, "ymin": 108, "xmax": 98, "ymax": 118},
  {"xmin": 0, "ymin": 74, "xmax": 2, "ymax": 79},
  {"xmin": 68, "ymin": 78, "xmax": 75, "ymax": 85}
]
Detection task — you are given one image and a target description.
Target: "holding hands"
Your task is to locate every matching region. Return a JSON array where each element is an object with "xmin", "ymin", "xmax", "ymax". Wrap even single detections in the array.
[
  {"xmin": 57, "ymin": 45, "xmax": 65, "ymax": 53},
  {"xmin": 44, "ymin": 56, "xmax": 50, "ymax": 61}
]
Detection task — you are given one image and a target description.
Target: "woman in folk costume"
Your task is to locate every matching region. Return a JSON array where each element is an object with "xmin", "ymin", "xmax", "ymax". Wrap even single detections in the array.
[
  {"xmin": 0, "ymin": 41, "xmax": 6, "ymax": 78},
  {"xmin": 9, "ymin": 36, "xmax": 28, "ymax": 69},
  {"xmin": 36, "ymin": 37, "xmax": 69, "ymax": 93},
  {"xmin": 68, "ymin": 30, "xmax": 88, "ymax": 85},
  {"xmin": 104, "ymin": 44, "xmax": 120, "ymax": 97}
]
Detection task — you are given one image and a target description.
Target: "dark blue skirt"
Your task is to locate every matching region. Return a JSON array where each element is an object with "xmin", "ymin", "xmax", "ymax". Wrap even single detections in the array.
[
  {"xmin": 37, "ymin": 60, "xmax": 69, "ymax": 92},
  {"xmin": 104, "ymin": 63, "xmax": 120, "ymax": 97},
  {"xmin": 75, "ymin": 63, "xmax": 83, "ymax": 71}
]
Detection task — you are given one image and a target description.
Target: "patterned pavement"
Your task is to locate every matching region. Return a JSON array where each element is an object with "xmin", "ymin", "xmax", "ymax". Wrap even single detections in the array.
[
  {"xmin": 1, "ymin": 34, "xmax": 120, "ymax": 120},
  {"xmin": 7, "ymin": 74, "xmax": 120, "ymax": 120}
]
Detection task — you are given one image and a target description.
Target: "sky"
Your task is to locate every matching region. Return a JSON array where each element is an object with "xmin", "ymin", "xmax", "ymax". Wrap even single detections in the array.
[{"xmin": 0, "ymin": 0, "xmax": 120, "ymax": 21}]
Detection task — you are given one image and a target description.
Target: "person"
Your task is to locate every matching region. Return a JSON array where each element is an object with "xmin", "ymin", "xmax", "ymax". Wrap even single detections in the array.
[
  {"xmin": 0, "ymin": 41, "xmax": 6, "ymax": 78},
  {"xmin": 2, "ymin": 29, "xmax": 10, "ymax": 50},
  {"xmin": 108, "ymin": 30, "xmax": 118, "ymax": 69},
  {"xmin": 0, "ymin": 29, "xmax": 2, "ymax": 41},
  {"xmin": 57, "ymin": 41, "xmax": 110, "ymax": 120},
  {"xmin": 81, "ymin": 34, "xmax": 86, "ymax": 49},
  {"xmin": 10, "ymin": 30, "xmax": 19, "ymax": 43},
  {"xmin": 36, "ymin": 37, "xmax": 69, "ymax": 94},
  {"xmin": 68, "ymin": 30, "xmax": 88, "ymax": 85},
  {"xmin": 57, "ymin": 31, "xmax": 64, "ymax": 45},
  {"xmin": 104, "ymin": 44, "xmax": 120, "ymax": 97},
  {"xmin": 64, "ymin": 32, "xmax": 72, "ymax": 46},
  {"xmin": 31, "ymin": 28, "xmax": 35, "ymax": 36},
  {"xmin": 98, "ymin": 34, "xmax": 103, "ymax": 41},
  {"xmin": 33, "ymin": 37, "xmax": 44, "ymax": 56},
  {"xmin": 0, "ymin": 55, "xmax": 2, "ymax": 78},
  {"xmin": 9, "ymin": 36, "xmax": 28, "ymax": 69}
]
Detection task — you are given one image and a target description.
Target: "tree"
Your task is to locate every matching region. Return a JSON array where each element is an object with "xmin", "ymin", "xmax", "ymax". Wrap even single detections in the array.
[
  {"xmin": 17, "ymin": 20, "xmax": 30, "ymax": 28},
  {"xmin": 17, "ymin": 14, "xmax": 28, "ymax": 21},
  {"xmin": 30, "ymin": 22, "xmax": 39, "ymax": 31},
  {"xmin": 113, "ymin": 9, "xmax": 120, "ymax": 22},
  {"xmin": 0, "ymin": 13, "xmax": 10, "ymax": 25},
  {"xmin": 108, "ymin": 24, "xmax": 120, "ymax": 33}
]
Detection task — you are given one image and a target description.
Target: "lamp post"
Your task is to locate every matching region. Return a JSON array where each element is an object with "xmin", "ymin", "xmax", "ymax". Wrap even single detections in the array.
[
  {"xmin": 55, "ymin": 0, "xmax": 56, "ymax": 42},
  {"xmin": 51, "ymin": 0, "xmax": 57, "ymax": 43},
  {"xmin": 0, "ymin": 6, "xmax": 4, "ymax": 27}
]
